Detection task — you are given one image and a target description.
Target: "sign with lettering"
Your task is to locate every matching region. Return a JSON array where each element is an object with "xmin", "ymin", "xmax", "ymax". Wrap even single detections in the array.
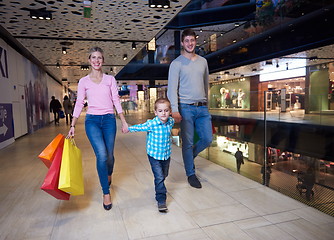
[
  {"xmin": 0, "ymin": 47, "xmax": 9, "ymax": 78},
  {"xmin": 0, "ymin": 104, "xmax": 14, "ymax": 142}
]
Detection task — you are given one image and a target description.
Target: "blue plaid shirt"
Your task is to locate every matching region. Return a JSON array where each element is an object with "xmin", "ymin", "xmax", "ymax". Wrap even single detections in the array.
[{"xmin": 128, "ymin": 116, "xmax": 175, "ymax": 160}]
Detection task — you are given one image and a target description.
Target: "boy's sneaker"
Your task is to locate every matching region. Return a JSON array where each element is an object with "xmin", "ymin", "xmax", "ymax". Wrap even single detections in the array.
[
  {"xmin": 188, "ymin": 174, "xmax": 202, "ymax": 188},
  {"xmin": 158, "ymin": 203, "xmax": 168, "ymax": 213}
]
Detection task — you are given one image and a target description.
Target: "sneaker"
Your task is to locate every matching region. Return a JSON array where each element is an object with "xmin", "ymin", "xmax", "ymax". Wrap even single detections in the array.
[
  {"xmin": 158, "ymin": 203, "xmax": 168, "ymax": 213},
  {"xmin": 188, "ymin": 174, "xmax": 202, "ymax": 188}
]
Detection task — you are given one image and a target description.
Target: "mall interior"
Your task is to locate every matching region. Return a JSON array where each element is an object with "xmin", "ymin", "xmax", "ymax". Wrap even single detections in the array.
[{"xmin": 1, "ymin": 0, "xmax": 334, "ymax": 239}]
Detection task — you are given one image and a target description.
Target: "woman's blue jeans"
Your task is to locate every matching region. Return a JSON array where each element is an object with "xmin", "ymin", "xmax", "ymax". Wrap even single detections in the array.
[
  {"xmin": 85, "ymin": 114, "xmax": 116, "ymax": 195},
  {"xmin": 148, "ymin": 155, "xmax": 170, "ymax": 204},
  {"xmin": 179, "ymin": 103, "xmax": 212, "ymax": 177}
]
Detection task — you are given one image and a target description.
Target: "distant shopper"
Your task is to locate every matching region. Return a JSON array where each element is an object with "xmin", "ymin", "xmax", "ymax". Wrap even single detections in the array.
[
  {"xmin": 124, "ymin": 98, "xmax": 174, "ymax": 213},
  {"xmin": 63, "ymin": 95, "xmax": 73, "ymax": 125},
  {"xmin": 234, "ymin": 148, "xmax": 244, "ymax": 174},
  {"xmin": 167, "ymin": 28, "xmax": 212, "ymax": 189},
  {"xmin": 261, "ymin": 165, "xmax": 272, "ymax": 186},
  {"xmin": 49, "ymin": 96, "xmax": 62, "ymax": 125}
]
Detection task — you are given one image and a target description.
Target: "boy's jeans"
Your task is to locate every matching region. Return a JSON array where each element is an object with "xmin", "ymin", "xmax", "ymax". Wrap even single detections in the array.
[
  {"xmin": 179, "ymin": 103, "xmax": 212, "ymax": 177},
  {"xmin": 148, "ymin": 155, "xmax": 170, "ymax": 204},
  {"xmin": 85, "ymin": 114, "xmax": 116, "ymax": 195}
]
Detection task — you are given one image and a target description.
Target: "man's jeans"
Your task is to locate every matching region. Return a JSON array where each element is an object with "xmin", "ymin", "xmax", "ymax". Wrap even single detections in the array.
[
  {"xmin": 148, "ymin": 155, "xmax": 170, "ymax": 204},
  {"xmin": 85, "ymin": 114, "xmax": 116, "ymax": 194},
  {"xmin": 179, "ymin": 103, "xmax": 212, "ymax": 176}
]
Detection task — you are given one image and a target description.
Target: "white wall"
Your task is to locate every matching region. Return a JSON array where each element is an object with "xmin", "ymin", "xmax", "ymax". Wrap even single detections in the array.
[{"xmin": 0, "ymin": 38, "xmax": 63, "ymax": 149}]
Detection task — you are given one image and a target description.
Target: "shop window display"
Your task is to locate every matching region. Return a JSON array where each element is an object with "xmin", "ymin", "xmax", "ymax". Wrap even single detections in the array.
[{"xmin": 209, "ymin": 78, "xmax": 250, "ymax": 109}]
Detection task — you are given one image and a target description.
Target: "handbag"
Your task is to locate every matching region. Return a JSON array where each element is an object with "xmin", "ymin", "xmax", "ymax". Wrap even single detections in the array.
[
  {"xmin": 59, "ymin": 110, "xmax": 65, "ymax": 118},
  {"xmin": 40, "ymin": 141, "xmax": 70, "ymax": 200},
  {"xmin": 38, "ymin": 134, "xmax": 65, "ymax": 168},
  {"xmin": 58, "ymin": 138, "xmax": 84, "ymax": 196}
]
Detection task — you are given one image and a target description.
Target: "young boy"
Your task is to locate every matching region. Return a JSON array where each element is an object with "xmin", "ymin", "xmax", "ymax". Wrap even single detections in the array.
[{"xmin": 125, "ymin": 98, "xmax": 174, "ymax": 212}]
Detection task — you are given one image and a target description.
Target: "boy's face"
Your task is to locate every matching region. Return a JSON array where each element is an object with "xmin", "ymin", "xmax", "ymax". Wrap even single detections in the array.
[{"xmin": 154, "ymin": 103, "xmax": 171, "ymax": 123}]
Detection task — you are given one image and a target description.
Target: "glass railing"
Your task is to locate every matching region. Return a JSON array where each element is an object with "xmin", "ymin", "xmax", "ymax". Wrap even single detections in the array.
[{"xmin": 206, "ymin": 89, "xmax": 334, "ymax": 216}]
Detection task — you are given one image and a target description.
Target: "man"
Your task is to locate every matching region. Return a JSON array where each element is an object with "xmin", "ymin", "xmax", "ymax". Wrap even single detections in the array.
[
  {"xmin": 234, "ymin": 148, "xmax": 244, "ymax": 174},
  {"xmin": 167, "ymin": 29, "xmax": 212, "ymax": 188},
  {"xmin": 49, "ymin": 96, "xmax": 62, "ymax": 125}
]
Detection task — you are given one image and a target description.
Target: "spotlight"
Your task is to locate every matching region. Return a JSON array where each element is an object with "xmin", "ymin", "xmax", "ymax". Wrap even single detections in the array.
[
  {"xmin": 62, "ymin": 47, "xmax": 67, "ymax": 54},
  {"xmin": 110, "ymin": 67, "xmax": 113, "ymax": 72},
  {"xmin": 276, "ymin": 63, "xmax": 279, "ymax": 68},
  {"xmin": 224, "ymin": 71, "xmax": 230, "ymax": 75},
  {"xmin": 132, "ymin": 42, "xmax": 136, "ymax": 50},
  {"xmin": 235, "ymin": 22, "xmax": 240, "ymax": 27},
  {"xmin": 29, "ymin": 8, "xmax": 53, "ymax": 20},
  {"xmin": 309, "ymin": 56, "xmax": 318, "ymax": 61},
  {"xmin": 56, "ymin": 62, "xmax": 60, "ymax": 68},
  {"xmin": 252, "ymin": 68, "xmax": 257, "ymax": 72},
  {"xmin": 123, "ymin": 54, "xmax": 128, "ymax": 61},
  {"xmin": 80, "ymin": 65, "xmax": 89, "ymax": 70},
  {"xmin": 148, "ymin": 0, "xmax": 170, "ymax": 8},
  {"xmin": 286, "ymin": 63, "xmax": 289, "ymax": 70}
]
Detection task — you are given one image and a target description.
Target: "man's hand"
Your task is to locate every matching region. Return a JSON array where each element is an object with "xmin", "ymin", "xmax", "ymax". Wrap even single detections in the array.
[{"xmin": 172, "ymin": 112, "xmax": 182, "ymax": 123}]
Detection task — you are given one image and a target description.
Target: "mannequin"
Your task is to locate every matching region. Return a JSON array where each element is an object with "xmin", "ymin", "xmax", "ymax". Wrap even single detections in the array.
[
  {"xmin": 220, "ymin": 87, "xmax": 226, "ymax": 108},
  {"xmin": 237, "ymin": 89, "xmax": 245, "ymax": 108}
]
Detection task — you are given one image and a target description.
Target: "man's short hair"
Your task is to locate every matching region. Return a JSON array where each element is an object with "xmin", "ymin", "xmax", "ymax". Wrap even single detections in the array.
[{"xmin": 181, "ymin": 28, "xmax": 196, "ymax": 42}]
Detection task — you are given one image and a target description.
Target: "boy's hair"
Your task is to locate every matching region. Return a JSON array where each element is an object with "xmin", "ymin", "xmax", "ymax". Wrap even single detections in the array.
[
  {"xmin": 154, "ymin": 98, "xmax": 171, "ymax": 110},
  {"xmin": 181, "ymin": 28, "xmax": 196, "ymax": 42}
]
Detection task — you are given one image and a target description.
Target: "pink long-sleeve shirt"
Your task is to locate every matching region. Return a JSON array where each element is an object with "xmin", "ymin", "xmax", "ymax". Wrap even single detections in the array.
[{"xmin": 72, "ymin": 74, "xmax": 123, "ymax": 118}]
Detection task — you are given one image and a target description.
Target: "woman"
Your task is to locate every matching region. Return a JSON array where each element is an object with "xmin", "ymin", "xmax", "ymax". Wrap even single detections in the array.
[
  {"xmin": 67, "ymin": 47, "xmax": 128, "ymax": 210},
  {"xmin": 62, "ymin": 95, "xmax": 73, "ymax": 125}
]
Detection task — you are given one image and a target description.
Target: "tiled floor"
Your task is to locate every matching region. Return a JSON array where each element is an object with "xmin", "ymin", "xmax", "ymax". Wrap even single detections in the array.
[{"xmin": 0, "ymin": 117, "xmax": 333, "ymax": 240}]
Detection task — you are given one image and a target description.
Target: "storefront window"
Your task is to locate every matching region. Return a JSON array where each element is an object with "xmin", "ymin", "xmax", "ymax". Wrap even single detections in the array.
[{"xmin": 209, "ymin": 77, "xmax": 250, "ymax": 110}]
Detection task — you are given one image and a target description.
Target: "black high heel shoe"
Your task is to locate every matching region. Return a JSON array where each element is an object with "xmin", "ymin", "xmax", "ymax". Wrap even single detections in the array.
[
  {"xmin": 103, "ymin": 202, "xmax": 112, "ymax": 210},
  {"xmin": 103, "ymin": 195, "xmax": 112, "ymax": 211}
]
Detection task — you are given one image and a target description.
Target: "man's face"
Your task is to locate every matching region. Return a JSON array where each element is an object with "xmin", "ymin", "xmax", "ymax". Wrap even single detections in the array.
[{"xmin": 181, "ymin": 35, "xmax": 196, "ymax": 54}]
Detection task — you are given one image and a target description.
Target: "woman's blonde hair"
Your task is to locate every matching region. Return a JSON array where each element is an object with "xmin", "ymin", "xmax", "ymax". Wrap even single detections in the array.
[{"xmin": 88, "ymin": 47, "xmax": 104, "ymax": 60}]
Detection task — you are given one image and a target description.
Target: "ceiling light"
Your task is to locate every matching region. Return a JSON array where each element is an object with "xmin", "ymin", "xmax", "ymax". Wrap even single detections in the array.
[
  {"xmin": 224, "ymin": 71, "xmax": 230, "ymax": 75},
  {"xmin": 110, "ymin": 67, "xmax": 113, "ymax": 72},
  {"xmin": 148, "ymin": 0, "xmax": 170, "ymax": 8},
  {"xmin": 252, "ymin": 68, "xmax": 257, "ymax": 72},
  {"xmin": 235, "ymin": 23, "xmax": 240, "ymax": 27},
  {"xmin": 56, "ymin": 62, "xmax": 60, "ymax": 68},
  {"xmin": 81, "ymin": 65, "xmax": 89, "ymax": 70},
  {"xmin": 132, "ymin": 42, "xmax": 136, "ymax": 50},
  {"xmin": 232, "ymin": 39, "xmax": 237, "ymax": 43},
  {"xmin": 62, "ymin": 47, "xmax": 67, "ymax": 54},
  {"xmin": 309, "ymin": 56, "xmax": 318, "ymax": 61},
  {"xmin": 29, "ymin": 8, "xmax": 53, "ymax": 20},
  {"xmin": 123, "ymin": 54, "xmax": 128, "ymax": 61}
]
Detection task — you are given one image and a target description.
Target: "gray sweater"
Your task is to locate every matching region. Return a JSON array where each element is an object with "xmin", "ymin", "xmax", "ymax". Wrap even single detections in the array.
[{"xmin": 167, "ymin": 54, "xmax": 209, "ymax": 113}]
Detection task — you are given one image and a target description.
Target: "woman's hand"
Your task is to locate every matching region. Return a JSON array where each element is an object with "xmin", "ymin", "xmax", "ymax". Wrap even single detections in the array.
[
  {"xmin": 67, "ymin": 126, "xmax": 75, "ymax": 138},
  {"xmin": 121, "ymin": 121, "xmax": 129, "ymax": 133}
]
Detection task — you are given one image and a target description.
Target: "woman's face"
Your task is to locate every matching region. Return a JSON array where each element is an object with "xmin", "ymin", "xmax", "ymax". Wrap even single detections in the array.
[{"xmin": 89, "ymin": 51, "xmax": 104, "ymax": 70}]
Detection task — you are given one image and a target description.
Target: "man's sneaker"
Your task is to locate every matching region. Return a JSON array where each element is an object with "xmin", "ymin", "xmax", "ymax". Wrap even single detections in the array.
[
  {"xmin": 188, "ymin": 174, "xmax": 202, "ymax": 188},
  {"xmin": 158, "ymin": 203, "xmax": 168, "ymax": 213}
]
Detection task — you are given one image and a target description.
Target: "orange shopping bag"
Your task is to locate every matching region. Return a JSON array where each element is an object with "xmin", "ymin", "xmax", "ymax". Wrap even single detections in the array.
[
  {"xmin": 38, "ymin": 134, "xmax": 65, "ymax": 168},
  {"xmin": 41, "ymin": 141, "xmax": 70, "ymax": 200}
]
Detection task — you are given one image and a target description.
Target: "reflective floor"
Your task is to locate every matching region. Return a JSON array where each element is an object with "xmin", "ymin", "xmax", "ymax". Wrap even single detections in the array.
[{"xmin": 0, "ymin": 114, "xmax": 333, "ymax": 240}]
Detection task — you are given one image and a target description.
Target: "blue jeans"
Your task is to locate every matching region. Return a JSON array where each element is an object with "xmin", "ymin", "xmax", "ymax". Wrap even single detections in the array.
[
  {"xmin": 148, "ymin": 155, "xmax": 170, "ymax": 204},
  {"xmin": 179, "ymin": 103, "xmax": 212, "ymax": 176},
  {"xmin": 85, "ymin": 114, "xmax": 116, "ymax": 195}
]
